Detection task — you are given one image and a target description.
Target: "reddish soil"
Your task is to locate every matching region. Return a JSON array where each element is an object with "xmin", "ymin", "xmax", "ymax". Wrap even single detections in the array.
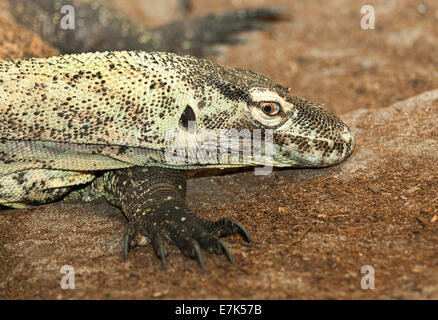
[{"xmin": 0, "ymin": 0, "xmax": 437, "ymax": 299}]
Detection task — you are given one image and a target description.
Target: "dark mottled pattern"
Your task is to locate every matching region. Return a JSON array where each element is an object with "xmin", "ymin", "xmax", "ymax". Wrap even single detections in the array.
[
  {"xmin": 0, "ymin": 169, "xmax": 94, "ymax": 207},
  {"xmin": 0, "ymin": 51, "xmax": 352, "ymax": 170},
  {"xmin": 0, "ymin": 47, "xmax": 353, "ymax": 267},
  {"xmin": 96, "ymin": 166, "xmax": 250, "ymax": 270},
  {"xmin": 8, "ymin": 0, "xmax": 285, "ymax": 57}
]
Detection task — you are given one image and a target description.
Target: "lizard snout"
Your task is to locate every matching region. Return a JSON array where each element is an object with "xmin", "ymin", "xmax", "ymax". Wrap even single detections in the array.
[
  {"xmin": 323, "ymin": 124, "xmax": 354, "ymax": 166},
  {"xmin": 340, "ymin": 125, "xmax": 353, "ymax": 145}
]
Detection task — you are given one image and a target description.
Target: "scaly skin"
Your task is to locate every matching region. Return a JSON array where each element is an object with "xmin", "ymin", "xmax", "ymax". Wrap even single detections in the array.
[
  {"xmin": 0, "ymin": 51, "xmax": 353, "ymax": 270},
  {"xmin": 8, "ymin": 0, "xmax": 286, "ymax": 57}
]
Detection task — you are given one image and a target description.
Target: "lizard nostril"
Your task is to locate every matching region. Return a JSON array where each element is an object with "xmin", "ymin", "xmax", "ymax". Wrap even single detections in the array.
[{"xmin": 340, "ymin": 126, "xmax": 352, "ymax": 144}]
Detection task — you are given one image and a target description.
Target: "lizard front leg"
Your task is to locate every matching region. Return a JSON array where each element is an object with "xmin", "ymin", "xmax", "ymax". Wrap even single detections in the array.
[{"xmin": 99, "ymin": 167, "xmax": 251, "ymax": 272}]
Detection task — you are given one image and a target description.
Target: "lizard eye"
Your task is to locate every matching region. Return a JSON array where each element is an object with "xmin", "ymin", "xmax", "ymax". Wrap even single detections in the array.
[{"xmin": 261, "ymin": 102, "xmax": 280, "ymax": 116}]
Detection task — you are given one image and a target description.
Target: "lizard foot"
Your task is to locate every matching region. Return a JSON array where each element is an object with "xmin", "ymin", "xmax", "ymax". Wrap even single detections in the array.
[{"xmin": 123, "ymin": 199, "xmax": 251, "ymax": 272}]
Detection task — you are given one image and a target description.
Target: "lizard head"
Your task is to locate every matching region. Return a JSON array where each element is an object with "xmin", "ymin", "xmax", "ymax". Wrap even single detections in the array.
[
  {"xmin": 242, "ymin": 86, "xmax": 354, "ymax": 167},
  {"xmin": 180, "ymin": 59, "xmax": 354, "ymax": 168}
]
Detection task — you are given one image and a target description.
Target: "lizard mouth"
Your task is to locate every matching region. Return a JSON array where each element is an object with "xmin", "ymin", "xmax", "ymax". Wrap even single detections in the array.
[
  {"xmin": 317, "ymin": 125, "xmax": 354, "ymax": 166},
  {"xmin": 272, "ymin": 125, "xmax": 354, "ymax": 168}
]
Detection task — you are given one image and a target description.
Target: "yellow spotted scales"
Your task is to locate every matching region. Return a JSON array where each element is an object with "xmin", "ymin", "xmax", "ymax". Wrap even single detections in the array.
[{"xmin": 0, "ymin": 51, "xmax": 353, "ymax": 270}]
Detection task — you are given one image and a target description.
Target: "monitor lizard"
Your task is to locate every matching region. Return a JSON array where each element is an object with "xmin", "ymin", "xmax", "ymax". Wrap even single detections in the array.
[
  {"xmin": 0, "ymin": 51, "xmax": 354, "ymax": 271},
  {"xmin": 7, "ymin": 0, "xmax": 286, "ymax": 57}
]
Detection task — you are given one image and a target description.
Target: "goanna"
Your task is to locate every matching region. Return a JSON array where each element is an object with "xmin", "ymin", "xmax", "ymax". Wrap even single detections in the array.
[
  {"xmin": 0, "ymin": 51, "xmax": 353, "ymax": 271},
  {"xmin": 8, "ymin": 0, "xmax": 285, "ymax": 57}
]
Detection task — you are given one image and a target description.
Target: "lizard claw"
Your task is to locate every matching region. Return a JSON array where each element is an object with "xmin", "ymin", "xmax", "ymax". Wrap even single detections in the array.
[
  {"xmin": 111, "ymin": 166, "xmax": 251, "ymax": 272},
  {"xmin": 153, "ymin": 236, "xmax": 168, "ymax": 271},
  {"xmin": 121, "ymin": 209, "xmax": 250, "ymax": 272},
  {"xmin": 231, "ymin": 221, "xmax": 252, "ymax": 243},
  {"xmin": 191, "ymin": 242, "xmax": 205, "ymax": 273},
  {"xmin": 123, "ymin": 231, "xmax": 131, "ymax": 260},
  {"xmin": 122, "ymin": 212, "xmax": 250, "ymax": 271},
  {"xmin": 158, "ymin": 245, "xmax": 167, "ymax": 271},
  {"xmin": 204, "ymin": 218, "xmax": 252, "ymax": 243},
  {"xmin": 218, "ymin": 240, "xmax": 234, "ymax": 264}
]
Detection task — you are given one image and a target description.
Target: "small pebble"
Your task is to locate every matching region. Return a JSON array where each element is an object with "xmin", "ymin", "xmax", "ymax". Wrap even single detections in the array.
[{"xmin": 406, "ymin": 186, "xmax": 420, "ymax": 194}]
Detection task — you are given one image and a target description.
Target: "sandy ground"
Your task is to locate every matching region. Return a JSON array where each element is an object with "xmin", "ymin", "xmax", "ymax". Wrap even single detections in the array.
[{"xmin": 0, "ymin": 0, "xmax": 437, "ymax": 299}]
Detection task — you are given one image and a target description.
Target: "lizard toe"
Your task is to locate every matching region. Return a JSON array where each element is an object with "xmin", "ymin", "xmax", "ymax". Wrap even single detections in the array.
[
  {"xmin": 190, "ymin": 227, "xmax": 235, "ymax": 264},
  {"xmin": 176, "ymin": 237, "xmax": 205, "ymax": 272},
  {"xmin": 152, "ymin": 235, "xmax": 168, "ymax": 271},
  {"xmin": 203, "ymin": 218, "xmax": 252, "ymax": 243}
]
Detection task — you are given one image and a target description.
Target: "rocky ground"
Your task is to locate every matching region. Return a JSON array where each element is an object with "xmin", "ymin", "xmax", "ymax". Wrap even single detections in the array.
[{"xmin": 0, "ymin": 0, "xmax": 437, "ymax": 299}]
